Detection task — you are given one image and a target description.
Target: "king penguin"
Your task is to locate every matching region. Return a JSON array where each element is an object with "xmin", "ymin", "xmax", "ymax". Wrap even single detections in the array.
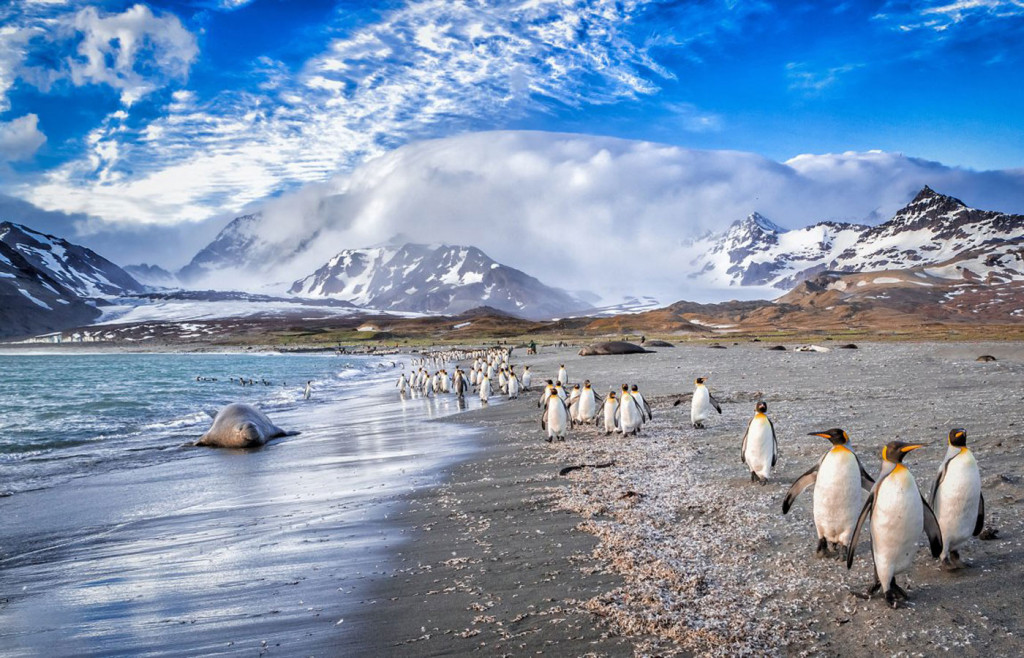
[
  {"xmin": 558, "ymin": 364, "xmax": 568, "ymax": 387},
  {"xmin": 602, "ymin": 391, "xmax": 619, "ymax": 435},
  {"xmin": 616, "ymin": 384, "xmax": 644, "ymax": 436},
  {"xmin": 783, "ymin": 428, "xmax": 875, "ymax": 559},
  {"xmin": 690, "ymin": 377, "xmax": 721, "ymax": 429},
  {"xmin": 540, "ymin": 384, "xmax": 571, "ymax": 442},
  {"xmin": 847, "ymin": 441, "xmax": 943, "ymax": 608},
  {"xmin": 741, "ymin": 401, "xmax": 778, "ymax": 484},
  {"xmin": 930, "ymin": 428, "xmax": 984, "ymax": 570}
]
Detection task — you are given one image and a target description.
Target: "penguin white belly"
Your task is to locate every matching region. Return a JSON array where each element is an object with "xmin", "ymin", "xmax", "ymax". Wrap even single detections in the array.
[
  {"xmin": 691, "ymin": 388, "xmax": 710, "ymax": 423},
  {"xmin": 744, "ymin": 418, "xmax": 774, "ymax": 479},
  {"xmin": 479, "ymin": 379, "xmax": 491, "ymax": 401},
  {"xmin": 546, "ymin": 398, "xmax": 569, "ymax": 439},
  {"xmin": 508, "ymin": 377, "xmax": 520, "ymax": 399},
  {"xmin": 578, "ymin": 394, "xmax": 596, "ymax": 422},
  {"xmin": 871, "ymin": 470, "xmax": 923, "ymax": 586},
  {"xmin": 813, "ymin": 449, "xmax": 862, "ymax": 545},
  {"xmin": 603, "ymin": 401, "xmax": 618, "ymax": 432},
  {"xmin": 620, "ymin": 397, "xmax": 641, "ymax": 434},
  {"xmin": 935, "ymin": 453, "xmax": 981, "ymax": 555},
  {"xmin": 522, "ymin": 373, "xmax": 531, "ymax": 389}
]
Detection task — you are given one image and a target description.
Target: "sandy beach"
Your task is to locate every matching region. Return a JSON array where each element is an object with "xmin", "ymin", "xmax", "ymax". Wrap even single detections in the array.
[
  {"xmin": 355, "ymin": 340, "xmax": 1024, "ymax": 656},
  {"xmin": 4, "ymin": 341, "xmax": 1024, "ymax": 656}
]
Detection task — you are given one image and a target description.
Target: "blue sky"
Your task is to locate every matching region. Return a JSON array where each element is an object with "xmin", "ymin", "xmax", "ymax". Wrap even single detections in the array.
[{"xmin": 0, "ymin": 0, "xmax": 1022, "ymax": 248}]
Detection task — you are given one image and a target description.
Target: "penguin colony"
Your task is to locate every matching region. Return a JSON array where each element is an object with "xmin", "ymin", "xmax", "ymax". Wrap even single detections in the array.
[{"xmin": 445, "ymin": 356, "xmax": 987, "ymax": 612}]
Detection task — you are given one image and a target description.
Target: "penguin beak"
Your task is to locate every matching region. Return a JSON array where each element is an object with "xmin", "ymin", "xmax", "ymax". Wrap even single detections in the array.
[
  {"xmin": 900, "ymin": 443, "xmax": 926, "ymax": 453},
  {"xmin": 808, "ymin": 432, "xmax": 832, "ymax": 439}
]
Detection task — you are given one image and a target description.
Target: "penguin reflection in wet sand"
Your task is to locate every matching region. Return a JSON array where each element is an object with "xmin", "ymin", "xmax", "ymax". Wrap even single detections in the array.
[
  {"xmin": 690, "ymin": 377, "xmax": 721, "ymax": 429},
  {"xmin": 783, "ymin": 429, "xmax": 874, "ymax": 559},
  {"xmin": 931, "ymin": 429, "xmax": 984, "ymax": 570},
  {"xmin": 847, "ymin": 441, "xmax": 943, "ymax": 608},
  {"xmin": 740, "ymin": 401, "xmax": 778, "ymax": 484}
]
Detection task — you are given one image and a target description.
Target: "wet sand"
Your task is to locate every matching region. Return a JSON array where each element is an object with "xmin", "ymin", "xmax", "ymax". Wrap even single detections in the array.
[{"xmin": 358, "ymin": 341, "xmax": 1024, "ymax": 656}]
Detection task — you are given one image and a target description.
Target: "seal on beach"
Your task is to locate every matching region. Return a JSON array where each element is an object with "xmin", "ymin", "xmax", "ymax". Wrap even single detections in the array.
[
  {"xmin": 847, "ymin": 441, "xmax": 942, "ymax": 608},
  {"xmin": 930, "ymin": 429, "xmax": 984, "ymax": 570},
  {"xmin": 195, "ymin": 403, "xmax": 297, "ymax": 448},
  {"xmin": 690, "ymin": 377, "xmax": 721, "ymax": 429},
  {"xmin": 578, "ymin": 341, "xmax": 649, "ymax": 356},
  {"xmin": 741, "ymin": 401, "xmax": 777, "ymax": 484},
  {"xmin": 976, "ymin": 355, "xmax": 997, "ymax": 362},
  {"xmin": 782, "ymin": 429, "xmax": 875, "ymax": 559}
]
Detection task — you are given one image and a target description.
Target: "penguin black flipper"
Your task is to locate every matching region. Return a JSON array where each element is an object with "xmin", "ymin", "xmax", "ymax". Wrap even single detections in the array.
[
  {"xmin": 709, "ymin": 394, "xmax": 723, "ymax": 414},
  {"xmin": 930, "ymin": 454, "xmax": 954, "ymax": 506},
  {"xmin": 847, "ymin": 491, "xmax": 876, "ymax": 570},
  {"xmin": 974, "ymin": 492, "xmax": 986, "ymax": 536},
  {"xmin": 642, "ymin": 398, "xmax": 653, "ymax": 421},
  {"xmin": 922, "ymin": 497, "xmax": 943, "ymax": 558},
  {"xmin": 856, "ymin": 455, "xmax": 876, "ymax": 490},
  {"xmin": 540, "ymin": 411, "xmax": 547, "ymax": 431},
  {"xmin": 740, "ymin": 418, "xmax": 753, "ymax": 465},
  {"xmin": 782, "ymin": 461, "xmax": 820, "ymax": 514},
  {"xmin": 768, "ymin": 416, "xmax": 779, "ymax": 467}
]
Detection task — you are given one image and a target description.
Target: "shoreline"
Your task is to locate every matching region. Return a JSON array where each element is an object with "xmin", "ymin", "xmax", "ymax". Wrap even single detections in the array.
[{"xmin": 356, "ymin": 341, "xmax": 1024, "ymax": 656}]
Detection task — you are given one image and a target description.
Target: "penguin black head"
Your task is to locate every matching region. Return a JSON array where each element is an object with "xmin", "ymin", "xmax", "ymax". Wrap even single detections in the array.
[
  {"xmin": 631, "ymin": 384, "xmax": 639, "ymax": 392},
  {"xmin": 695, "ymin": 377, "xmax": 706, "ymax": 385},
  {"xmin": 809, "ymin": 428, "xmax": 849, "ymax": 446},
  {"xmin": 882, "ymin": 441, "xmax": 926, "ymax": 464},
  {"xmin": 621, "ymin": 384, "xmax": 629, "ymax": 391},
  {"xmin": 755, "ymin": 400, "xmax": 768, "ymax": 414},
  {"xmin": 583, "ymin": 379, "xmax": 591, "ymax": 387},
  {"xmin": 573, "ymin": 384, "xmax": 581, "ymax": 390},
  {"xmin": 608, "ymin": 391, "xmax": 617, "ymax": 398},
  {"xmin": 948, "ymin": 428, "xmax": 968, "ymax": 447}
]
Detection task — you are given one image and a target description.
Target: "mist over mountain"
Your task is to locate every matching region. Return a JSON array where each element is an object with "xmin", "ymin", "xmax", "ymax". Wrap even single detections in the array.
[{"xmin": 169, "ymin": 132, "xmax": 1024, "ymax": 304}]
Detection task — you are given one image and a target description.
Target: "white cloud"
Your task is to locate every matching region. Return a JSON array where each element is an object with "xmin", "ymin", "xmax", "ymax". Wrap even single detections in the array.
[
  {"xmin": 15, "ymin": 0, "xmax": 746, "ymax": 226},
  {"xmin": 0, "ymin": 3, "xmax": 198, "ymax": 111},
  {"xmin": 0, "ymin": 114, "xmax": 46, "ymax": 162},
  {"xmin": 60, "ymin": 4, "xmax": 198, "ymax": 106},
  {"xmin": 875, "ymin": 0, "xmax": 1024, "ymax": 32},
  {"xmin": 180, "ymin": 131, "xmax": 1024, "ymax": 303},
  {"xmin": 786, "ymin": 62, "xmax": 862, "ymax": 94}
]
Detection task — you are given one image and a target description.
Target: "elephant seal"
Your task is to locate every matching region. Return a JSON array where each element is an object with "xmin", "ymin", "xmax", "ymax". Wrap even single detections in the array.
[
  {"xmin": 195, "ymin": 403, "xmax": 297, "ymax": 448},
  {"xmin": 578, "ymin": 341, "xmax": 650, "ymax": 356},
  {"xmin": 645, "ymin": 340, "xmax": 675, "ymax": 348},
  {"xmin": 976, "ymin": 355, "xmax": 997, "ymax": 362}
]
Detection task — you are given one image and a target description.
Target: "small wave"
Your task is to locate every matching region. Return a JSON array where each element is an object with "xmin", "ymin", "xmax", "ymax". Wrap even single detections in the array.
[{"xmin": 141, "ymin": 411, "xmax": 211, "ymax": 431}]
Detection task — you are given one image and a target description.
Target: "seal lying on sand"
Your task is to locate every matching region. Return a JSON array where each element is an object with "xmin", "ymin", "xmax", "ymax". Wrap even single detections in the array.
[
  {"xmin": 195, "ymin": 403, "xmax": 297, "ymax": 448},
  {"xmin": 578, "ymin": 341, "xmax": 650, "ymax": 356}
]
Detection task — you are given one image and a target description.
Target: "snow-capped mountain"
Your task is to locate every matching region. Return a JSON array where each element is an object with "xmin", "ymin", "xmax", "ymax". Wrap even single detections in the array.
[
  {"xmin": 290, "ymin": 243, "xmax": 590, "ymax": 319},
  {"xmin": 124, "ymin": 263, "xmax": 177, "ymax": 287},
  {"xmin": 0, "ymin": 222, "xmax": 145, "ymax": 339},
  {"xmin": 689, "ymin": 187, "xmax": 1024, "ymax": 290},
  {"xmin": 177, "ymin": 213, "xmax": 266, "ymax": 283}
]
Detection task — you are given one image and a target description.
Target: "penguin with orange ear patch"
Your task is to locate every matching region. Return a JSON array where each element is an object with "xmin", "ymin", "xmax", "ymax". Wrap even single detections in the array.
[{"xmin": 847, "ymin": 441, "xmax": 943, "ymax": 608}]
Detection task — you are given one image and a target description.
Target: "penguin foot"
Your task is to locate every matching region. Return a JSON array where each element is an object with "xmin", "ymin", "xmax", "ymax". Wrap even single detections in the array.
[
  {"xmin": 884, "ymin": 590, "xmax": 902, "ymax": 609},
  {"xmin": 692, "ymin": 422, "xmax": 704, "ymax": 429},
  {"xmin": 750, "ymin": 472, "xmax": 758, "ymax": 483},
  {"xmin": 850, "ymin": 579, "xmax": 882, "ymax": 600},
  {"xmin": 546, "ymin": 437, "xmax": 553, "ymax": 443},
  {"xmin": 815, "ymin": 537, "xmax": 830, "ymax": 558},
  {"xmin": 890, "ymin": 581, "xmax": 908, "ymax": 601}
]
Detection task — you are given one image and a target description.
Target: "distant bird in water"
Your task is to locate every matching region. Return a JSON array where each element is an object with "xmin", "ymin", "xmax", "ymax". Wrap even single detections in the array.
[
  {"xmin": 847, "ymin": 441, "xmax": 942, "ymax": 608},
  {"xmin": 930, "ymin": 428, "xmax": 984, "ymax": 570},
  {"xmin": 690, "ymin": 377, "xmax": 721, "ymax": 429},
  {"xmin": 304, "ymin": 380, "xmax": 312, "ymax": 400},
  {"xmin": 783, "ymin": 429, "xmax": 874, "ymax": 559}
]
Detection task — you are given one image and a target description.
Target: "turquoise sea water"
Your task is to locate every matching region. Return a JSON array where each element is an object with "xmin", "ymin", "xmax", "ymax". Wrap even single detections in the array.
[
  {"xmin": 0, "ymin": 351, "xmax": 490, "ymax": 655},
  {"xmin": 0, "ymin": 352, "xmax": 402, "ymax": 495}
]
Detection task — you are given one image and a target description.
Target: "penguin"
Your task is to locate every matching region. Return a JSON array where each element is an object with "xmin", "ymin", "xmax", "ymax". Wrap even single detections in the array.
[
  {"xmin": 558, "ymin": 364, "xmax": 568, "ymax": 386},
  {"xmin": 521, "ymin": 365, "xmax": 532, "ymax": 391},
  {"xmin": 630, "ymin": 385, "xmax": 653, "ymax": 422},
  {"xmin": 740, "ymin": 400, "xmax": 778, "ymax": 484},
  {"xmin": 478, "ymin": 374, "xmax": 491, "ymax": 403},
  {"xmin": 538, "ymin": 380, "xmax": 555, "ymax": 408},
  {"xmin": 690, "ymin": 377, "xmax": 721, "ymax": 429},
  {"xmin": 303, "ymin": 380, "xmax": 312, "ymax": 400},
  {"xmin": 616, "ymin": 384, "xmax": 644, "ymax": 436},
  {"xmin": 847, "ymin": 441, "xmax": 943, "ymax": 608},
  {"xmin": 507, "ymin": 370, "xmax": 521, "ymax": 400},
  {"xmin": 453, "ymin": 368, "xmax": 468, "ymax": 401},
  {"xmin": 396, "ymin": 373, "xmax": 408, "ymax": 396},
  {"xmin": 602, "ymin": 391, "xmax": 619, "ymax": 434},
  {"xmin": 930, "ymin": 428, "xmax": 984, "ymax": 570},
  {"xmin": 554, "ymin": 381, "xmax": 568, "ymax": 401},
  {"xmin": 571, "ymin": 380, "xmax": 600, "ymax": 424},
  {"xmin": 540, "ymin": 386, "xmax": 571, "ymax": 442},
  {"xmin": 567, "ymin": 383, "xmax": 582, "ymax": 410},
  {"xmin": 783, "ymin": 428, "xmax": 875, "ymax": 559}
]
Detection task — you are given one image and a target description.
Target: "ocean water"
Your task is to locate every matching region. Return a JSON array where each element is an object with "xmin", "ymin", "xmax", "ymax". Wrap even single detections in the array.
[{"xmin": 0, "ymin": 351, "xmax": 491, "ymax": 655}]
